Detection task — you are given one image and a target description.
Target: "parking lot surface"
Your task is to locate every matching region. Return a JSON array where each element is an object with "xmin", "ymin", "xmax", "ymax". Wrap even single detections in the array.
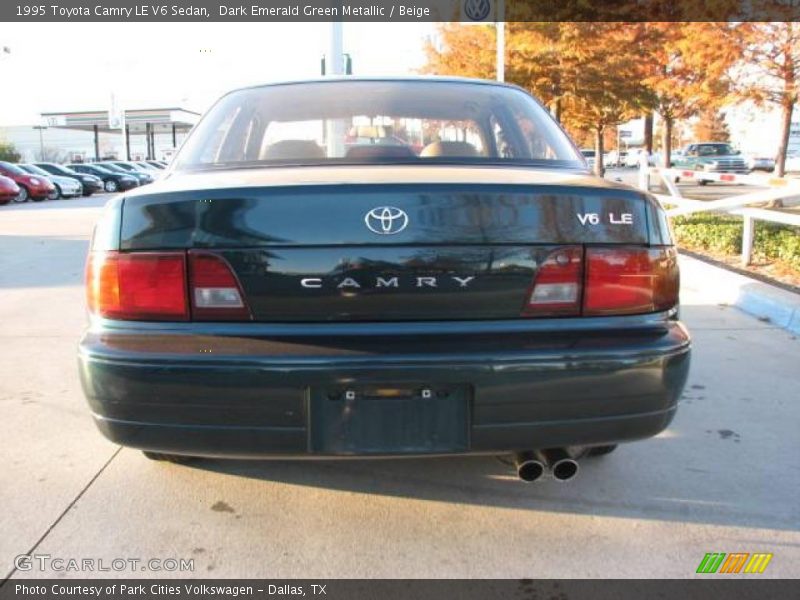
[{"xmin": 1, "ymin": 195, "xmax": 798, "ymax": 579}]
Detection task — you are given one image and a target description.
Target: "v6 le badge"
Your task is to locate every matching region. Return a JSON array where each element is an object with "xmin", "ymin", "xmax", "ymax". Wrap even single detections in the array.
[{"xmin": 577, "ymin": 212, "xmax": 634, "ymax": 226}]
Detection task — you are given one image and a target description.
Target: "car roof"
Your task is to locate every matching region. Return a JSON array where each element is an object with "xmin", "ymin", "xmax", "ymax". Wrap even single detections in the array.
[{"xmin": 224, "ymin": 75, "xmax": 528, "ymax": 97}]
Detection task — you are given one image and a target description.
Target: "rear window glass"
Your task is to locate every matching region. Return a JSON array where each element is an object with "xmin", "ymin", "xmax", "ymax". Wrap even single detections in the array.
[{"xmin": 174, "ymin": 80, "xmax": 582, "ymax": 170}]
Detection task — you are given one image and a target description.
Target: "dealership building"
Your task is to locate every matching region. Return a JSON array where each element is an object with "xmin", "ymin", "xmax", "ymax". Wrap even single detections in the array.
[{"xmin": 0, "ymin": 107, "xmax": 199, "ymax": 163}]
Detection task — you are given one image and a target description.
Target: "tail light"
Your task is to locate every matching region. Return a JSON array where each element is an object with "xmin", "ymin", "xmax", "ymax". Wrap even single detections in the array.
[
  {"xmin": 584, "ymin": 247, "xmax": 679, "ymax": 316},
  {"xmin": 86, "ymin": 251, "xmax": 188, "ymax": 321},
  {"xmin": 522, "ymin": 246, "xmax": 583, "ymax": 316},
  {"xmin": 188, "ymin": 251, "xmax": 251, "ymax": 321},
  {"xmin": 522, "ymin": 246, "xmax": 678, "ymax": 318},
  {"xmin": 86, "ymin": 250, "xmax": 251, "ymax": 321}
]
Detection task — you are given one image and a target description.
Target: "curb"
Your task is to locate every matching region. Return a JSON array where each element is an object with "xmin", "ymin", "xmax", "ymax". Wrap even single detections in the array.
[
  {"xmin": 678, "ymin": 254, "xmax": 800, "ymax": 335},
  {"xmin": 737, "ymin": 285, "xmax": 800, "ymax": 335}
]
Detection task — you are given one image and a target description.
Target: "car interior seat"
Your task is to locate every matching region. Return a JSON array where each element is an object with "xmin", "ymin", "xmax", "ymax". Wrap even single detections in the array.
[
  {"xmin": 344, "ymin": 145, "xmax": 417, "ymax": 159},
  {"xmin": 419, "ymin": 141, "xmax": 481, "ymax": 158},
  {"xmin": 262, "ymin": 140, "xmax": 326, "ymax": 160}
]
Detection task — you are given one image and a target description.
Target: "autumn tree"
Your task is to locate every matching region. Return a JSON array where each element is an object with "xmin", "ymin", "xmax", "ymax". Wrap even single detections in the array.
[
  {"xmin": 654, "ymin": 119, "xmax": 686, "ymax": 153},
  {"xmin": 643, "ymin": 113, "xmax": 654, "ymax": 154},
  {"xmin": 559, "ymin": 23, "xmax": 648, "ymax": 175},
  {"xmin": 424, "ymin": 22, "xmax": 571, "ymax": 119},
  {"xmin": 733, "ymin": 23, "xmax": 800, "ymax": 177},
  {"xmin": 504, "ymin": 22, "xmax": 569, "ymax": 121},
  {"xmin": 424, "ymin": 22, "xmax": 649, "ymax": 173},
  {"xmin": 693, "ymin": 108, "xmax": 730, "ymax": 142},
  {"xmin": 424, "ymin": 21, "xmax": 738, "ymax": 173},
  {"xmin": 422, "ymin": 23, "xmax": 495, "ymax": 80},
  {"xmin": 638, "ymin": 22, "xmax": 738, "ymax": 168}
]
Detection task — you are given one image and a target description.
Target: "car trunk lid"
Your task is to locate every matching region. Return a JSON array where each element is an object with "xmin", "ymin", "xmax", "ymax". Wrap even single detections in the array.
[{"xmin": 115, "ymin": 169, "xmax": 661, "ymax": 322}]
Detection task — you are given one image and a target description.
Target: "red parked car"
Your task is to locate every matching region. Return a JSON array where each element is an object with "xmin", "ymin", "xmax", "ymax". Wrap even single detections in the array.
[
  {"xmin": 0, "ymin": 175, "xmax": 20, "ymax": 205},
  {"xmin": 0, "ymin": 161, "xmax": 55, "ymax": 202}
]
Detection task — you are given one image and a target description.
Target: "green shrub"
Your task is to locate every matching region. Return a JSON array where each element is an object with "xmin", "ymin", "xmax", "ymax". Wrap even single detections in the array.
[
  {"xmin": 672, "ymin": 214, "xmax": 800, "ymax": 270},
  {"xmin": 0, "ymin": 141, "xmax": 21, "ymax": 163}
]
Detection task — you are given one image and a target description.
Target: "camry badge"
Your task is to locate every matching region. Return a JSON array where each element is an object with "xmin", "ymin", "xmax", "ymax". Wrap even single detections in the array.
[{"xmin": 364, "ymin": 206, "xmax": 409, "ymax": 235}]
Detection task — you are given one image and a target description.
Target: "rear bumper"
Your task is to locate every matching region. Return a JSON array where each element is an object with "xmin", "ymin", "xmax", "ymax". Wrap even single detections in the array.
[{"xmin": 78, "ymin": 314, "xmax": 691, "ymax": 458}]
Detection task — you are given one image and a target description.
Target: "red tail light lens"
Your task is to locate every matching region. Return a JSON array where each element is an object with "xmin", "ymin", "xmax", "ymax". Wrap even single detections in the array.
[
  {"xmin": 188, "ymin": 251, "xmax": 251, "ymax": 321},
  {"xmin": 522, "ymin": 246, "xmax": 583, "ymax": 316},
  {"xmin": 86, "ymin": 251, "xmax": 188, "ymax": 321},
  {"xmin": 521, "ymin": 246, "xmax": 679, "ymax": 318},
  {"xmin": 86, "ymin": 251, "xmax": 250, "ymax": 321},
  {"xmin": 584, "ymin": 247, "xmax": 679, "ymax": 316}
]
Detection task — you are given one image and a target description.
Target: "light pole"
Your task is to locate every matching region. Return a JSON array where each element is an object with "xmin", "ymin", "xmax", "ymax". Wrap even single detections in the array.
[
  {"xmin": 326, "ymin": 19, "xmax": 344, "ymax": 159},
  {"xmin": 32, "ymin": 126, "xmax": 47, "ymax": 160},
  {"xmin": 496, "ymin": 0, "xmax": 505, "ymax": 82}
]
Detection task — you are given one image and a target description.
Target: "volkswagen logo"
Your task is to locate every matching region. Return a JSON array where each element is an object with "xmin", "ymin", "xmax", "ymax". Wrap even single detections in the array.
[
  {"xmin": 364, "ymin": 206, "xmax": 409, "ymax": 235},
  {"xmin": 464, "ymin": 0, "xmax": 491, "ymax": 21}
]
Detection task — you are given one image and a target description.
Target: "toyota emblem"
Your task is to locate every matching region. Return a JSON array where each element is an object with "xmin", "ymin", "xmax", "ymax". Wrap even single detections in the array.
[{"xmin": 364, "ymin": 206, "xmax": 409, "ymax": 235}]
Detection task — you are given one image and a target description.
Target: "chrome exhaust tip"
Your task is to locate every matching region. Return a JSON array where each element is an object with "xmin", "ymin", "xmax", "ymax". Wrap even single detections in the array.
[
  {"xmin": 551, "ymin": 457, "xmax": 579, "ymax": 481},
  {"xmin": 514, "ymin": 452, "xmax": 546, "ymax": 483},
  {"xmin": 534, "ymin": 448, "xmax": 580, "ymax": 482}
]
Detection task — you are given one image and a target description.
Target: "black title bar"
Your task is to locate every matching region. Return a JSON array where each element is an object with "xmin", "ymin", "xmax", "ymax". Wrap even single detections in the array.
[
  {"xmin": 3, "ymin": 0, "xmax": 800, "ymax": 22},
  {"xmin": 1, "ymin": 580, "xmax": 799, "ymax": 600}
]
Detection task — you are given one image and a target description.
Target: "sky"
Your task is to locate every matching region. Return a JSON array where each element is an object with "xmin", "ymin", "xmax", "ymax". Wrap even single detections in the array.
[{"xmin": 0, "ymin": 22, "xmax": 436, "ymax": 125}]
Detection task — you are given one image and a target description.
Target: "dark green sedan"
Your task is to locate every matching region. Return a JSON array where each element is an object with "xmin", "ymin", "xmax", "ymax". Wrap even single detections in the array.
[{"xmin": 78, "ymin": 78, "xmax": 690, "ymax": 482}]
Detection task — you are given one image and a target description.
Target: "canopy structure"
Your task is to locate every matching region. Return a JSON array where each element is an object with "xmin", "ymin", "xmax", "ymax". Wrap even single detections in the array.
[{"xmin": 39, "ymin": 107, "xmax": 200, "ymax": 160}]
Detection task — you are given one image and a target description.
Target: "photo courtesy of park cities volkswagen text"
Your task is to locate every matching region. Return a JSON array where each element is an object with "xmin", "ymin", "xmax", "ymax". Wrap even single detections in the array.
[{"xmin": 0, "ymin": 0, "xmax": 798, "ymax": 597}]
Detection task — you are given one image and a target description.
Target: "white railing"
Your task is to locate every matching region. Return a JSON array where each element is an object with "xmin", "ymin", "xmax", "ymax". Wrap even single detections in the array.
[{"xmin": 638, "ymin": 162, "xmax": 800, "ymax": 266}]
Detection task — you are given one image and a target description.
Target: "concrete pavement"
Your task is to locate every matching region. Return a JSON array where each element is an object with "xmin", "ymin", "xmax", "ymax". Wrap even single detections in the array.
[{"xmin": 1, "ymin": 195, "xmax": 798, "ymax": 580}]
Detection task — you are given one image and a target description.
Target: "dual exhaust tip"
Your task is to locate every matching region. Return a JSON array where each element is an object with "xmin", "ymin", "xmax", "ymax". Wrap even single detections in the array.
[{"xmin": 515, "ymin": 449, "xmax": 579, "ymax": 483}]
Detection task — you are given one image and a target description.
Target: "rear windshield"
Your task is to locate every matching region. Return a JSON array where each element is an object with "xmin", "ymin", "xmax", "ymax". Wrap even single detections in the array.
[{"xmin": 174, "ymin": 80, "xmax": 582, "ymax": 171}]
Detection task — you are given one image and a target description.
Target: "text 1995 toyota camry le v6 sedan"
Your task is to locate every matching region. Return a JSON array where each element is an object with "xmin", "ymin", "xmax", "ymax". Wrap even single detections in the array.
[{"xmin": 79, "ymin": 78, "xmax": 690, "ymax": 482}]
